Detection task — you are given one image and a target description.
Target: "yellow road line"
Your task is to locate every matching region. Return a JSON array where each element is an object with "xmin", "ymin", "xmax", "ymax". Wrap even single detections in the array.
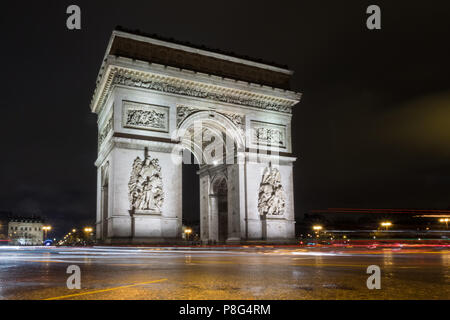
[{"xmin": 43, "ymin": 278, "xmax": 168, "ymax": 300}]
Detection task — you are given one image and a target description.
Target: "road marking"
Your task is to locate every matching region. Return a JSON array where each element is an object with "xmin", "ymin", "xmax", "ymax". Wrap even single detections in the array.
[{"xmin": 43, "ymin": 278, "xmax": 168, "ymax": 300}]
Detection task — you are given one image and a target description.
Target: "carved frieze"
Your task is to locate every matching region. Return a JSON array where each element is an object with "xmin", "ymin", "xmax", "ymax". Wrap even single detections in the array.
[
  {"xmin": 128, "ymin": 151, "xmax": 164, "ymax": 213},
  {"xmin": 177, "ymin": 105, "xmax": 198, "ymax": 126},
  {"xmin": 258, "ymin": 166, "xmax": 286, "ymax": 216},
  {"xmin": 112, "ymin": 71, "xmax": 293, "ymax": 114},
  {"xmin": 98, "ymin": 116, "xmax": 113, "ymax": 147},
  {"xmin": 225, "ymin": 113, "xmax": 245, "ymax": 136},
  {"xmin": 176, "ymin": 105, "xmax": 245, "ymax": 137},
  {"xmin": 251, "ymin": 121, "xmax": 286, "ymax": 148},
  {"xmin": 123, "ymin": 101, "xmax": 169, "ymax": 133}
]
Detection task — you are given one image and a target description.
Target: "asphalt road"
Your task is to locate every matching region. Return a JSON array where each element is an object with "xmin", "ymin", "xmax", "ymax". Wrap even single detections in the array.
[{"xmin": 0, "ymin": 246, "xmax": 448, "ymax": 300}]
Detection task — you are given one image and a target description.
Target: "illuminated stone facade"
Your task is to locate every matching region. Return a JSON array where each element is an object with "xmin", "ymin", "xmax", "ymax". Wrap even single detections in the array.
[
  {"xmin": 8, "ymin": 218, "xmax": 44, "ymax": 246},
  {"xmin": 92, "ymin": 29, "xmax": 302, "ymax": 243}
]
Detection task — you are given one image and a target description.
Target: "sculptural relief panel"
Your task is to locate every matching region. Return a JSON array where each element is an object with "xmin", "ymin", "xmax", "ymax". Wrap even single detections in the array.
[
  {"xmin": 123, "ymin": 100, "xmax": 169, "ymax": 133},
  {"xmin": 251, "ymin": 121, "xmax": 286, "ymax": 148},
  {"xmin": 258, "ymin": 166, "xmax": 286, "ymax": 216},
  {"xmin": 98, "ymin": 115, "xmax": 113, "ymax": 147},
  {"xmin": 128, "ymin": 151, "xmax": 165, "ymax": 214}
]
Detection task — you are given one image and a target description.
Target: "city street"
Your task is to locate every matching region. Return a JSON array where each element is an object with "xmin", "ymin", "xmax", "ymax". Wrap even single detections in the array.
[{"xmin": 0, "ymin": 246, "xmax": 448, "ymax": 300}]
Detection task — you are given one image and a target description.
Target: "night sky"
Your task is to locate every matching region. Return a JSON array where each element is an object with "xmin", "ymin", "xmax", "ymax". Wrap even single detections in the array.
[{"xmin": 1, "ymin": 1, "xmax": 449, "ymax": 237}]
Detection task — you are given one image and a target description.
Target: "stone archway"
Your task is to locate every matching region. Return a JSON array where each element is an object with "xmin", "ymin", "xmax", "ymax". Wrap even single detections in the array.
[
  {"xmin": 175, "ymin": 110, "xmax": 244, "ymax": 244},
  {"xmin": 176, "ymin": 110, "xmax": 245, "ymax": 164},
  {"xmin": 209, "ymin": 174, "xmax": 228, "ymax": 243}
]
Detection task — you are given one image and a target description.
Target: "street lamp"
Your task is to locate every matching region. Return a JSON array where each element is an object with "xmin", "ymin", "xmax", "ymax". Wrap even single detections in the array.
[
  {"xmin": 312, "ymin": 225, "xmax": 323, "ymax": 240},
  {"xmin": 381, "ymin": 222, "xmax": 392, "ymax": 230},
  {"xmin": 42, "ymin": 226, "xmax": 52, "ymax": 240},
  {"xmin": 184, "ymin": 228, "xmax": 192, "ymax": 240},
  {"xmin": 439, "ymin": 218, "xmax": 449, "ymax": 229},
  {"xmin": 83, "ymin": 227, "xmax": 94, "ymax": 243}
]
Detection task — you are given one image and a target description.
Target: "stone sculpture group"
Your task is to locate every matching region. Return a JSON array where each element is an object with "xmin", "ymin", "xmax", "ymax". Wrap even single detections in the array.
[
  {"xmin": 128, "ymin": 154, "xmax": 164, "ymax": 212},
  {"xmin": 258, "ymin": 166, "xmax": 286, "ymax": 216}
]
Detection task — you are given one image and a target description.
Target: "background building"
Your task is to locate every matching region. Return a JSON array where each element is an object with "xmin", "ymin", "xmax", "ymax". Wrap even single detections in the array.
[
  {"xmin": 8, "ymin": 217, "xmax": 44, "ymax": 246},
  {"xmin": 0, "ymin": 212, "xmax": 12, "ymax": 245}
]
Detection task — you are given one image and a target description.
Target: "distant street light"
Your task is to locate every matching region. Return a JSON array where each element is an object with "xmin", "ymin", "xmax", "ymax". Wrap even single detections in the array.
[
  {"xmin": 381, "ymin": 222, "xmax": 392, "ymax": 230},
  {"xmin": 312, "ymin": 225, "xmax": 323, "ymax": 240},
  {"xmin": 439, "ymin": 218, "xmax": 449, "ymax": 229},
  {"xmin": 42, "ymin": 226, "xmax": 52, "ymax": 240},
  {"xmin": 184, "ymin": 228, "xmax": 192, "ymax": 240},
  {"xmin": 84, "ymin": 227, "xmax": 94, "ymax": 242}
]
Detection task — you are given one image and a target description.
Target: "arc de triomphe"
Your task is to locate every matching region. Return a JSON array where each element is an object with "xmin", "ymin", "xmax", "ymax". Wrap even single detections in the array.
[{"xmin": 91, "ymin": 29, "xmax": 302, "ymax": 244}]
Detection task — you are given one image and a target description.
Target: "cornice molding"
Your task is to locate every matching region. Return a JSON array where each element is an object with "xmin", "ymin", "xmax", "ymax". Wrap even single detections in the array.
[{"xmin": 91, "ymin": 65, "xmax": 301, "ymax": 115}]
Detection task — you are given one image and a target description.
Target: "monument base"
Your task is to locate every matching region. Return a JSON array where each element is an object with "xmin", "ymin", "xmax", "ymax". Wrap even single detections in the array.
[{"xmin": 262, "ymin": 215, "xmax": 296, "ymax": 241}]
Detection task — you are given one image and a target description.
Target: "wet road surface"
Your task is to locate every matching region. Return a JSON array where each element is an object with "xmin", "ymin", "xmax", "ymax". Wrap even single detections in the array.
[{"xmin": 0, "ymin": 246, "xmax": 448, "ymax": 300}]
